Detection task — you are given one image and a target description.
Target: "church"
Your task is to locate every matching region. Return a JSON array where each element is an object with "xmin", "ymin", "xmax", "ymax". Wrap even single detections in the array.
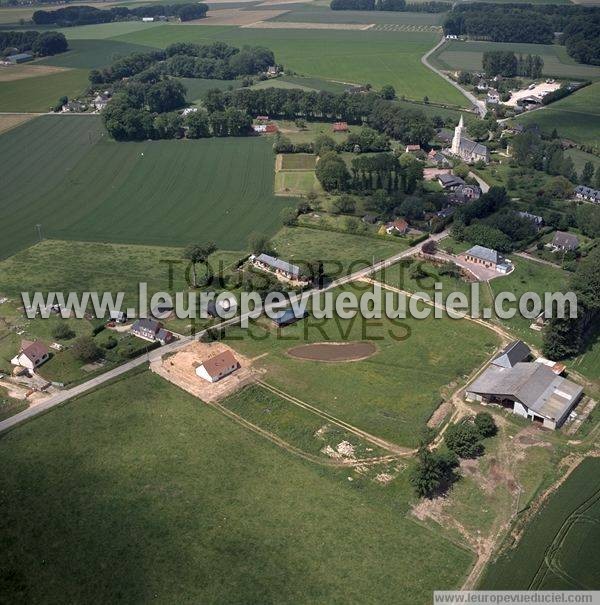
[{"xmin": 450, "ymin": 115, "xmax": 490, "ymax": 164}]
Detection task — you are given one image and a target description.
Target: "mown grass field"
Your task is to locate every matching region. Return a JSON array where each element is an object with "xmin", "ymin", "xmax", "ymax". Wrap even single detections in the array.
[
  {"xmin": 0, "ymin": 68, "xmax": 88, "ymax": 112},
  {"xmin": 517, "ymin": 83, "xmax": 600, "ymax": 149},
  {"xmin": 109, "ymin": 24, "xmax": 468, "ymax": 105},
  {"xmin": 0, "ymin": 369, "xmax": 474, "ymax": 604},
  {"xmin": 0, "ymin": 115, "xmax": 294, "ymax": 258},
  {"xmin": 275, "ymin": 170, "xmax": 322, "ymax": 195},
  {"xmin": 481, "ymin": 457, "xmax": 600, "ymax": 590},
  {"xmin": 431, "ymin": 40, "xmax": 600, "ymax": 81},
  {"xmin": 0, "ymin": 239, "xmax": 243, "ymax": 307},
  {"xmin": 223, "ymin": 283, "xmax": 499, "ymax": 446}
]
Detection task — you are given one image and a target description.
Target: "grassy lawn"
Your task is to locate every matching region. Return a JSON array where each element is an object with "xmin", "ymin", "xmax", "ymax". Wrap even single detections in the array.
[
  {"xmin": 271, "ymin": 225, "xmax": 407, "ymax": 276},
  {"xmin": 0, "ymin": 115, "xmax": 294, "ymax": 259},
  {"xmin": 275, "ymin": 170, "xmax": 322, "ymax": 195},
  {"xmin": 0, "ymin": 240, "xmax": 243, "ymax": 308},
  {"xmin": 481, "ymin": 457, "xmax": 600, "ymax": 590},
  {"xmin": 109, "ymin": 24, "xmax": 469, "ymax": 105},
  {"xmin": 431, "ymin": 40, "xmax": 600, "ymax": 81},
  {"xmin": 0, "ymin": 370, "xmax": 474, "ymax": 603},
  {"xmin": 280, "ymin": 153, "xmax": 316, "ymax": 170},
  {"xmin": 179, "ymin": 76, "xmax": 239, "ymax": 103},
  {"xmin": 489, "ymin": 256, "xmax": 569, "ymax": 349},
  {"xmin": 516, "ymin": 83, "xmax": 600, "ymax": 150},
  {"xmin": 223, "ymin": 284, "xmax": 499, "ymax": 446},
  {"xmin": 0, "ymin": 68, "xmax": 89, "ymax": 112}
]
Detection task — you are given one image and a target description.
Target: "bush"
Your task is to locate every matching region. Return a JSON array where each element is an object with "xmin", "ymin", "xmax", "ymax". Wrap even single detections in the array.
[
  {"xmin": 409, "ymin": 447, "xmax": 460, "ymax": 498},
  {"xmin": 51, "ymin": 323, "xmax": 75, "ymax": 340},
  {"xmin": 474, "ymin": 412, "xmax": 497, "ymax": 438},
  {"xmin": 103, "ymin": 335, "xmax": 118, "ymax": 350},
  {"xmin": 445, "ymin": 422, "xmax": 484, "ymax": 458},
  {"xmin": 71, "ymin": 336, "xmax": 102, "ymax": 363}
]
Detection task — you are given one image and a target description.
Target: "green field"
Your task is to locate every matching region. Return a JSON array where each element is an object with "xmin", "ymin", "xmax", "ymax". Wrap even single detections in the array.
[
  {"xmin": 39, "ymin": 38, "xmax": 159, "ymax": 69},
  {"xmin": 0, "ymin": 68, "xmax": 89, "ymax": 112},
  {"xmin": 179, "ymin": 76, "xmax": 240, "ymax": 103},
  {"xmin": 223, "ymin": 283, "xmax": 499, "ymax": 446},
  {"xmin": 517, "ymin": 83, "xmax": 600, "ymax": 150},
  {"xmin": 0, "ymin": 239, "xmax": 243, "ymax": 307},
  {"xmin": 279, "ymin": 153, "xmax": 316, "ymax": 170},
  {"xmin": 275, "ymin": 170, "xmax": 322, "ymax": 195},
  {"xmin": 481, "ymin": 457, "xmax": 600, "ymax": 590},
  {"xmin": 0, "ymin": 115, "xmax": 294, "ymax": 258},
  {"xmin": 109, "ymin": 24, "xmax": 468, "ymax": 105},
  {"xmin": 0, "ymin": 369, "xmax": 474, "ymax": 603},
  {"xmin": 431, "ymin": 40, "xmax": 600, "ymax": 81},
  {"xmin": 270, "ymin": 5, "xmax": 445, "ymax": 25}
]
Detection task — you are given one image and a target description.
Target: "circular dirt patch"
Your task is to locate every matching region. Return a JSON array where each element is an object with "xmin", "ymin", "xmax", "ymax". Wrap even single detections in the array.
[{"xmin": 286, "ymin": 341, "xmax": 377, "ymax": 362}]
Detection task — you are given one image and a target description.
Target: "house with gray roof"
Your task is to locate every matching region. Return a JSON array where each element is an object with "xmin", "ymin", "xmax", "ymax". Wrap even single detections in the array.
[
  {"xmin": 460, "ymin": 245, "xmax": 512, "ymax": 273},
  {"xmin": 491, "ymin": 340, "xmax": 531, "ymax": 369},
  {"xmin": 551, "ymin": 231, "xmax": 579, "ymax": 252},
  {"xmin": 437, "ymin": 173, "xmax": 465, "ymax": 190},
  {"xmin": 518, "ymin": 211, "xmax": 544, "ymax": 230},
  {"xmin": 466, "ymin": 362, "xmax": 583, "ymax": 430},
  {"xmin": 574, "ymin": 185, "xmax": 600, "ymax": 204},
  {"xmin": 253, "ymin": 254, "xmax": 303, "ymax": 282}
]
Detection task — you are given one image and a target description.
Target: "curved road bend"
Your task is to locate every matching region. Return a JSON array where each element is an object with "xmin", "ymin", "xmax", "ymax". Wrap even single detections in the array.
[
  {"xmin": 422, "ymin": 37, "xmax": 487, "ymax": 118},
  {"xmin": 0, "ymin": 230, "xmax": 450, "ymax": 435}
]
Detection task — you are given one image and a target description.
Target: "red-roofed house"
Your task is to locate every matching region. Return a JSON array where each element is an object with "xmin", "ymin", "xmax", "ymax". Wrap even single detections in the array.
[
  {"xmin": 332, "ymin": 122, "xmax": 348, "ymax": 133},
  {"xmin": 196, "ymin": 350, "xmax": 240, "ymax": 383},
  {"xmin": 11, "ymin": 340, "xmax": 50, "ymax": 371},
  {"xmin": 385, "ymin": 218, "xmax": 409, "ymax": 235}
]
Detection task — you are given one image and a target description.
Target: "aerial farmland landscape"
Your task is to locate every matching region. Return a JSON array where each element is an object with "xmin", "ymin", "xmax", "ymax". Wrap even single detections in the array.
[{"xmin": 0, "ymin": 0, "xmax": 599, "ymax": 601}]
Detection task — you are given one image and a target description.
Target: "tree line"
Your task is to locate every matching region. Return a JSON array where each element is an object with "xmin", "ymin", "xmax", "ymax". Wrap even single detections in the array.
[
  {"xmin": 89, "ymin": 43, "xmax": 275, "ymax": 85},
  {"xmin": 32, "ymin": 3, "xmax": 208, "ymax": 26},
  {"xmin": 330, "ymin": 0, "xmax": 450, "ymax": 12},
  {"xmin": 443, "ymin": 3, "xmax": 600, "ymax": 65},
  {"xmin": 482, "ymin": 51, "xmax": 543, "ymax": 79},
  {"xmin": 210, "ymin": 87, "xmax": 436, "ymax": 145},
  {"xmin": 0, "ymin": 30, "xmax": 67, "ymax": 56}
]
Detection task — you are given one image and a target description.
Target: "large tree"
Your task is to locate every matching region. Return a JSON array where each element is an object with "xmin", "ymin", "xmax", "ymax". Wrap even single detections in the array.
[{"xmin": 183, "ymin": 242, "xmax": 217, "ymax": 288}]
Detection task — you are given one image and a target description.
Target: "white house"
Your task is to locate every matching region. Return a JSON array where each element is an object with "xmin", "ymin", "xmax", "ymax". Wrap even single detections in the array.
[
  {"xmin": 196, "ymin": 350, "xmax": 239, "ymax": 383},
  {"xmin": 11, "ymin": 340, "xmax": 50, "ymax": 371}
]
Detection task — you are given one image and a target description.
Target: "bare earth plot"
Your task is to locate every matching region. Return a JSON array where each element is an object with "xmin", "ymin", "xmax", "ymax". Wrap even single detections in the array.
[
  {"xmin": 0, "ymin": 114, "xmax": 37, "ymax": 135},
  {"xmin": 0, "ymin": 64, "xmax": 71, "ymax": 82},
  {"xmin": 190, "ymin": 8, "xmax": 290, "ymax": 25}
]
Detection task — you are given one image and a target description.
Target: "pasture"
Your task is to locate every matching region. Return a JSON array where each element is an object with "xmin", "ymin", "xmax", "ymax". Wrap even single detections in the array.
[
  {"xmin": 516, "ymin": 83, "xmax": 600, "ymax": 149},
  {"xmin": 0, "ymin": 115, "xmax": 294, "ymax": 258},
  {"xmin": 110, "ymin": 24, "xmax": 469, "ymax": 104},
  {"xmin": 481, "ymin": 457, "xmax": 600, "ymax": 590},
  {"xmin": 222, "ymin": 283, "xmax": 499, "ymax": 446},
  {"xmin": 0, "ymin": 68, "xmax": 88, "ymax": 112},
  {"xmin": 430, "ymin": 40, "xmax": 600, "ymax": 81},
  {"xmin": 0, "ymin": 239, "xmax": 243, "ymax": 307},
  {"xmin": 0, "ymin": 369, "xmax": 474, "ymax": 604}
]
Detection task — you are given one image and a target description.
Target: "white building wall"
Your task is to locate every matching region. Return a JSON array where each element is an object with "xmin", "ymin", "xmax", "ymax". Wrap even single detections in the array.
[{"xmin": 512, "ymin": 401, "xmax": 529, "ymax": 418}]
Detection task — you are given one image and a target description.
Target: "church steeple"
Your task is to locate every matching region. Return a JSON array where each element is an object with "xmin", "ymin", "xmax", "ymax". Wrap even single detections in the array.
[{"xmin": 451, "ymin": 114, "xmax": 464, "ymax": 155}]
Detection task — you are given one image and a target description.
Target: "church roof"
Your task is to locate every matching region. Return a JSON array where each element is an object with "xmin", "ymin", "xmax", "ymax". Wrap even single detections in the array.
[{"xmin": 458, "ymin": 136, "xmax": 488, "ymax": 157}]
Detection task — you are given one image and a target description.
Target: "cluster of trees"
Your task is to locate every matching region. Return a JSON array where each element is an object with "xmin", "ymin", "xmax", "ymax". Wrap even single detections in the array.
[
  {"xmin": 90, "ymin": 43, "xmax": 275, "ymax": 85},
  {"xmin": 0, "ymin": 30, "xmax": 67, "ymax": 56},
  {"xmin": 32, "ymin": 3, "xmax": 208, "ymax": 26},
  {"xmin": 482, "ymin": 51, "xmax": 544, "ymax": 79},
  {"xmin": 543, "ymin": 246, "xmax": 600, "ymax": 360},
  {"xmin": 444, "ymin": 4, "xmax": 600, "ymax": 65},
  {"xmin": 330, "ymin": 0, "xmax": 449, "ymax": 11},
  {"xmin": 410, "ymin": 413, "xmax": 498, "ymax": 498},
  {"xmin": 210, "ymin": 87, "xmax": 436, "ymax": 145}
]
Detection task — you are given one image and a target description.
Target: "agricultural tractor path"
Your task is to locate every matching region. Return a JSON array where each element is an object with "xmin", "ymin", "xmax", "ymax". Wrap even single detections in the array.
[
  {"xmin": 0, "ymin": 229, "xmax": 450, "ymax": 435},
  {"xmin": 422, "ymin": 38, "xmax": 486, "ymax": 117}
]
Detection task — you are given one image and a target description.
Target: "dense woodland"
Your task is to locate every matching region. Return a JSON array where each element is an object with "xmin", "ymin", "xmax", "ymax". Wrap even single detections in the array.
[
  {"xmin": 32, "ymin": 3, "xmax": 208, "ymax": 26},
  {"xmin": 443, "ymin": 3, "xmax": 600, "ymax": 66},
  {"xmin": 0, "ymin": 30, "xmax": 67, "ymax": 56},
  {"xmin": 89, "ymin": 43, "xmax": 275, "ymax": 85},
  {"xmin": 330, "ymin": 0, "xmax": 449, "ymax": 12}
]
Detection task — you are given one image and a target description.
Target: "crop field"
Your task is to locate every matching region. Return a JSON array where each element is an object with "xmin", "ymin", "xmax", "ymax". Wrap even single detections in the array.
[
  {"xmin": 0, "ymin": 113, "xmax": 36, "ymax": 134},
  {"xmin": 0, "ymin": 68, "xmax": 88, "ymax": 112},
  {"xmin": 0, "ymin": 239, "xmax": 243, "ymax": 307},
  {"xmin": 0, "ymin": 369, "xmax": 475, "ymax": 603},
  {"xmin": 222, "ymin": 283, "xmax": 499, "ymax": 446},
  {"xmin": 0, "ymin": 115, "xmax": 294, "ymax": 258},
  {"xmin": 430, "ymin": 40, "xmax": 600, "ymax": 81},
  {"xmin": 481, "ymin": 457, "xmax": 600, "ymax": 590},
  {"xmin": 517, "ymin": 83, "xmax": 600, "ymax": 149},
  {"xmin": 38, "ymin": 38, "xmax": 159, "ymax": 69},
  {"xmin": 110, "ymin": 24, "xmax": 469, "ymax": 104},
  {"xmin": 279, "ymin": 153, "xmax": 316, "ymax": 170},
  {"xmin": 269, "ymin": 5, "xmax": 446, "ymax": 25}
]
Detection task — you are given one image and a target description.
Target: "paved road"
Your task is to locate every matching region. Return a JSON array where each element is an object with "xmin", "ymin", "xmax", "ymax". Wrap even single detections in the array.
[
  {"xmin": 421, "ymin": 38, "xmax": 486, "ymax": 118},
  {"xmin": 0, "ymin": 230, "xmax": 449, "ymax": 435}
]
